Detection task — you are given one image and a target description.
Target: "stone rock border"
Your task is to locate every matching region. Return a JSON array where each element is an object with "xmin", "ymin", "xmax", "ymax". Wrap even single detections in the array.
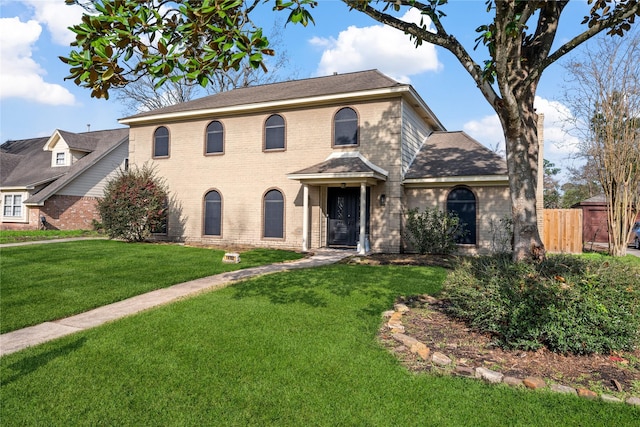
[{"xmin": 383, "ymin": 300, "xmax": 640, "ymax": 407}]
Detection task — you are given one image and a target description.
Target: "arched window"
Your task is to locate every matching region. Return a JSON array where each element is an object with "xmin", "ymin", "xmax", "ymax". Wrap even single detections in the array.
[
  {"xmin": 333, "ymin": 107, "xmax": 358, "ymax": 146},
  {"xmin": 204, "ymin": 190, "xmax": 222, "ymax": 236},
  {"xmin": 264, "ymin": 114, "xmax": 285, "ymax": 150},
  {"xmin": 263, "ymin": 189, "xmax": 284, "ymax": 238},
  {"xmin": 205, "ymin": 121, "xmax": 224, "ymax": 154},
  {"xmin": 447, "ymin": 187, "xmax": 476, "ymax": 244},
  {"xmin": 153, "ymin": 126, "xmax": 169, "ymax": 158}
]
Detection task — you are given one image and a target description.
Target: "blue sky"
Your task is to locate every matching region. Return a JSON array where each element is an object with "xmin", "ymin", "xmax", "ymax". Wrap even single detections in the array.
[{"xmin": 0, "ymin": 0, "xmax": 596, "ymax": 176}]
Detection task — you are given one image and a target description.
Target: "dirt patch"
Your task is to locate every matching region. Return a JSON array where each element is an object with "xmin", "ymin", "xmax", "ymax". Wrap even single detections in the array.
[{"xmin": 369, "ymin": 253, "xmax": 640, "ymax": 396}]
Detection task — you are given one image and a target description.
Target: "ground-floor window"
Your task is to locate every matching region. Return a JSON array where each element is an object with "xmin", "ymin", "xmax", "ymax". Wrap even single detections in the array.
[
  {"xmin": 263, "ymin": 189, "xmax": 284, "ymax": 238},
  {"xmin": 3, "ymin": 194, "xmax": 23, "ymax": 218},
  {"xmin": 204, "ymin": 190, "xmax": 222, "ymax": 236},
  {"xmin": 447, "ymin": 187, "xmax": 476, "ymax": 244}
]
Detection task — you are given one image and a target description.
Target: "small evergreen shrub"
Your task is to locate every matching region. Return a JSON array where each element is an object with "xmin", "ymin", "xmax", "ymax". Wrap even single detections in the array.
[
  {"xmin": 441, "ymin": 254, "xmax": 640, "ymax": 355},
  {"xmin": 98, "ymin": 164, "xmax": 168, "ymax": 242},
  {"xmin": 404, "ymin": 207, "xmax": 466, "ymax": 255}
]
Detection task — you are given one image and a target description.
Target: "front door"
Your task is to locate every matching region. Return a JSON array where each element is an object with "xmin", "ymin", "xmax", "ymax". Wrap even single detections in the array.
[{"xmin": 327, "ymin": 187, "xmax": 370, "ymax": 247}]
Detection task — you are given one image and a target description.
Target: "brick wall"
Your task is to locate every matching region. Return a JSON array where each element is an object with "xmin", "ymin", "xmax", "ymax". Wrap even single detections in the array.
[{"xmin": 40, "ymin": 195, "xmax": 99, "ymax": 230}]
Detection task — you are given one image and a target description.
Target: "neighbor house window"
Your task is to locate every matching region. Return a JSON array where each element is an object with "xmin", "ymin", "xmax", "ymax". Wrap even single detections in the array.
[
  {"xmin": 263, "ymin": 189, "xmax": 284, "ymax": 238},
  {"xmin": 204, "ymin": 190, "xmax": 222, "ymax": 236},
  {"xmin": 447, "ymin": 187, "xmax": 477, "ymax": 244},
  {"xmin": 333, "ymin": 107, "xmax": 358, "ymax": 146},
  {"xmin": 3, "ymin": 194, "xmax": 22, "ymax": 217},
  {"xmin": 153, "ymin": 126, "xmax": 170, "ymax": 158},
  {"xmin": 205, "ymin": 121, "xmax": 224, "ymax": 154},
  {"xmin": 264, "ymin": 114, "xmax": 285, "ymax": 151},
  {"xmin": 55, "ymin": 152, "xmax": 66, "ymax": 165}
]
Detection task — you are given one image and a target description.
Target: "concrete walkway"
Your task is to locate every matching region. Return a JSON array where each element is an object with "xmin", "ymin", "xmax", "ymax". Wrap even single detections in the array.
[{"xmin": 0, "ymin": 249, "xmax": 351, "ymax": 357}]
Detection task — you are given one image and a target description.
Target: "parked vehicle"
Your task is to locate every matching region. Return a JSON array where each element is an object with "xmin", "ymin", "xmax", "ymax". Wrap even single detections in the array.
[{"xmin": 632, "ymin": 222, "xmax": 640, "ymax": 249}]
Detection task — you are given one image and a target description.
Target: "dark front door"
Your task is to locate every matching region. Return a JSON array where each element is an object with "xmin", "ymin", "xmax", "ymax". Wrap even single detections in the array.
[{"xmin": 328, "ymin": 188, "xmax": 360, "ymax": 247}]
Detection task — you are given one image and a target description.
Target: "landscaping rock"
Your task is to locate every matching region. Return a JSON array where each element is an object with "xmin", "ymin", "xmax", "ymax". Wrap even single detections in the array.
[
  {"xmin": 626, "ymin": 396, "xmax": 640, "ymax": 406},
  {"xmin": 391, "ymin": 333, "xmax": 419, "ymax": 348},
  {"xmin": 600, "ymin": 394, "xmax": 623, "ymax": 404},
  {"xmin": 523, "ymin": 377, "xmax": 546, "ymax": 390},
  {"xmin": 502, "ymin": 376, "xmax": 523, "ymax": 387},
  {"xmin": 577, "ymin": 388, "xmax": 598, "ymax": 399},
  {"xmin": 431, "ymin": 352, "xmax": 452, "ymax": 367},
  {"xmin": 475, "ymin": 367, "xmax": 504, "ymax": 384},
  {"xmin": 454, "ymin": 366, "xmax": 475, "ymax": 378},
  {"xmin": 550, "ymin": 384, "xmax": 577, "ymax": 395},
  {"xmin": 410, "ymin": 342, "xmax": 431, "ymax": 360},
  {"xmin": 382, "ymin": 310, "xmax": 395, "ymax": 318},
  {"xmin": 394, "ymin": 303, "xmax": 410, "ymax": 313}
]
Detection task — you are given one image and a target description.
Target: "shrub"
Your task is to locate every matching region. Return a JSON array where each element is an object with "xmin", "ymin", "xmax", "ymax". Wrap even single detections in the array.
[
  {"xmin": 98, "ymin": 164, "xmax": 168, "ymax": 242},
  {"xmin": 488, "ymin": 215, "xmax": 513, "ymax": 254},
  {"xmin": 404, "ymin": 207, "xmax": 466, "ymax": 255},
  {"xmin": 441, "ymin": 254, "xmax": 640, "ymax": 355}
]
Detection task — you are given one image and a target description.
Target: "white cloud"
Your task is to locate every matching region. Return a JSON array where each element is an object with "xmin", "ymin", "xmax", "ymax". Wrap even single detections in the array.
[
  {"xmin": 0, "ymin": 17, "xmax": 75, "ymax": 105},
  {"xmin": 310, "ymin": 9, "xmax": 442, "ymax": 82},
  {"xmin": 462, "ymin": 96, "xmax": 582, "ymax": 175},
  {"xmin": 22, "ymin": 0, "xmax": 85, "ymax": 45}
]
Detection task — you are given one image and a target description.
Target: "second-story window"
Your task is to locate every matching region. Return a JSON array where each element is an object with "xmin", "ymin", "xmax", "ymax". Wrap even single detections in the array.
[
  {"xmin": 333, "ymin": 107, "xmax": 358, "ymax": 147},
  {"xmin": 153, "ymin": 126, "xmax": 170, "ymax": 158},
  {"xmin": 264, "ymin": 114, "xmax": 285, "ymax": 151},
  {"xmin": 206, "ymin": 121, "xmax": 224, "ymax": 154},
  {"xmin": 55, "ymin": 152, "xmax": 66, "ymax": 165}
]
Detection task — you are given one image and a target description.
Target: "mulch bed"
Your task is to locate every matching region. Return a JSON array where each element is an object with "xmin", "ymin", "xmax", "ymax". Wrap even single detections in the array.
[{"xmin": 361, "ymin": 254, "xmax": 640, "ymax": 395}]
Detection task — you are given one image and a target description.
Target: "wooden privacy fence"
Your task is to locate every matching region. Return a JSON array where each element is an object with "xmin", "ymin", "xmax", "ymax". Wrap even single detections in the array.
[{"xmin": 542, "ymin": 209, "xmax": 583, "ymax": 254}]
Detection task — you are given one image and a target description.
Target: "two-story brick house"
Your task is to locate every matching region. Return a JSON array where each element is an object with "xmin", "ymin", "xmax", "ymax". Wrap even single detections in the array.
[{"xmin": 121, "ymin": 70, "xmax": 511, "ymax": 254}]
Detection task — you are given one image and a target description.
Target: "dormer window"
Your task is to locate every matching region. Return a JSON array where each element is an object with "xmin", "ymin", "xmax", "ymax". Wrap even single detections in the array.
[{"xmin": 56, "ymin": 152, "xmax": 66, "ymax": 165}]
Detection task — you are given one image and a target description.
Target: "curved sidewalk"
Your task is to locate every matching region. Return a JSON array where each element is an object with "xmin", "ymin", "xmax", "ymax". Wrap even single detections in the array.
[{"xmin": 0, "ymin": 249, "xmax": 351, "ymax": 357}]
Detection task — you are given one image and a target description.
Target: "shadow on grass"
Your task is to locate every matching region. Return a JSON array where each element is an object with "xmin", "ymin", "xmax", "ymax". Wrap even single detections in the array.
[{"xmin": 2, "ymin": 337, "xmax": 87, "ymax": 386}]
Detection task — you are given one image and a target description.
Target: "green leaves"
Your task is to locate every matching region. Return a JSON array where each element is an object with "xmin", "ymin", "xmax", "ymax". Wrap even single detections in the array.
[{"xmin": 60, "ymin": 0, "xmax": 273, "ymax": 99}]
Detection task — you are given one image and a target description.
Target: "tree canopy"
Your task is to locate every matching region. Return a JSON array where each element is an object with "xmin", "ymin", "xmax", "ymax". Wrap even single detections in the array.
[{"xmin": 63, "ymin": 0, "xmax": 640, "ymax": 261}]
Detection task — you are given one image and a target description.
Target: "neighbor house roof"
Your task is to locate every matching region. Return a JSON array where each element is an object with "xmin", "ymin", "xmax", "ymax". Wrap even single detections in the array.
[
  {"xmin": 1, "ymin": 128, "xmax": 128, "ymax": 204},
  {"xmin": 120, "ymin": 70, "xmax": 446, "ymax": 131},
  {"xmin": 403, "ymin": 131, "xmax": 508, "ymax": 186}
]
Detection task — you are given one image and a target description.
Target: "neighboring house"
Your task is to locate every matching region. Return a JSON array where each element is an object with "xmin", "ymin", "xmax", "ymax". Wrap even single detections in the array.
[
  {"xmin": 0, "ymin": 128, "xmax": 129, "ymax": 230},
  {"xmin": 120, "ymin": 70, "xmax": 513, "ymax": 254}
]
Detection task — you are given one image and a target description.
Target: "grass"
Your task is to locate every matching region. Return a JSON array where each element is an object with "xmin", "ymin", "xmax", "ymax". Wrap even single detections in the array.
[
  {"xmin": 0, "ymin": 240, "xmax": 303, "ymax": 333},
  {"xmin": 0, "ymin": 229, "xmax": 102, "ymax": 244},
  {"xmin": 2, "ymin": 264, "xmax": 638, "ymax": 425}
]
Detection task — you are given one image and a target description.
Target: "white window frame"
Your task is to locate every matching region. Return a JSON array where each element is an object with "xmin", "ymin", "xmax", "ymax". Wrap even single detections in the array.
[{"xmin": 2, "ymin": 193, "xmax": 27, "ymax": 222}]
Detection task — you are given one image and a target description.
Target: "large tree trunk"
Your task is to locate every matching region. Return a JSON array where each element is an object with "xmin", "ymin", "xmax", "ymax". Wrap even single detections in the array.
[{"xmin": 498, "ymin": 101, "xmax": 545, "ymax": 262}]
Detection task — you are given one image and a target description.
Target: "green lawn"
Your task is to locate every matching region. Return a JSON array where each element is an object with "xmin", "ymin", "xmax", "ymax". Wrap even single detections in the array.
[
  {"xmin": 0, "ymin": 240, "xmax": 303, "ymax": 333},
  {"xmin": 1, "ymin": 264, "xmax": 637, "ymax": 425}
]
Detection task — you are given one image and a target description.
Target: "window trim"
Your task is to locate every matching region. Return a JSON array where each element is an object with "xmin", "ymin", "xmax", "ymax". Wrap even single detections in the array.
[
  {"xmin": 262, "ymin": 188, "xmax": 285, "ymax": 240},
  {"xmin": 204, "ymin": 120, "xmax": 225, "ymax": 156},
  {"xmin": 153, "ymin": 126, "xmax": 170, "ymax": 159},
  {"xmin": 332, "ymin": 106, "xmax": 359, "ymax": 148},
  {"xmin": 446, "ymin": 186, "xmax": 478, "ymax": 246},
  {"xmin": 2, "ymin": 193, "xmax": 26, "ymax": 222},
  {"xmin": 263, "ymin": 114, "xmax": 286, "ymax": 152},
  {"xmin": 202, "ymin": 188, "xmax": 223, "ymax": 237},
  {"xmin": 55, "ymin": 152, "xmax": 66, "ymax": 166}
]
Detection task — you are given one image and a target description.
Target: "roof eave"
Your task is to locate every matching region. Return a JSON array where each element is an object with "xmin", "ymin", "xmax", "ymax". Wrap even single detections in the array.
[
  {"xmin": 119, "ymin": 86, "xmax": 418, "ymax": 126},
  {"xmin": 403, "ymin": 175, "xmax": 509, "ymax": 188},
  {"xmin": 287, "ymin": 171, "xmax": 387, "ymax": 186}
]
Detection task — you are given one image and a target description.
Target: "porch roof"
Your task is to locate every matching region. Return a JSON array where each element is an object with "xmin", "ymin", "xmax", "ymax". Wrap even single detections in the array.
[{"xmin": 287, "ymin": 152, "xmax": 388, "ymax": 186}]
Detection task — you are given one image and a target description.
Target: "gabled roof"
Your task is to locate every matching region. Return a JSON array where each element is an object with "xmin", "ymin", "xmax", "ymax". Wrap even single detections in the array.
[
  {"xmin": 1, "ymin": 128, "xmax": 128, "ymax": 203},
  {"xmin": 45, "ymin": 130, "xmax": 100, "ymax": 152},
  {"xmin": 288, "ymin": 152, "xmax": 388, "ymax": 185},
  {"xmin": 404, "ymin": 131, "xmax": 508, "ymax": 185},
  {"xmin": 120, "ymin": 69, "xmax": 446, "ymax": 131}
]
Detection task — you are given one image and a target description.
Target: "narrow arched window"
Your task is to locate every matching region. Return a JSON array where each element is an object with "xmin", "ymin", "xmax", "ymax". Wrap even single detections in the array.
[
  {"xmin": 205, "ymin": 121, "xmax": 224, "ymax": 154},
  {"xmin": 447, "ymin": 187, "xmax": 476, "ymax": 244},
  {"xmin": 333, "ymin": 107, "xmax": 358, "ymax": 146},
  {"xmin": 204, "ymin": 190, "xmax": 222, "ymax": 236},
  {"xmin": 263, "ymin": 189, "xmax": 284, "ymax": 238},
  {"xmin": 264, "ymin": 114, "xmax": 285, "ymax": 150},
  {"xmin": 153, "ymin": 126, "xmax": 169, "ymax": 158}
]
